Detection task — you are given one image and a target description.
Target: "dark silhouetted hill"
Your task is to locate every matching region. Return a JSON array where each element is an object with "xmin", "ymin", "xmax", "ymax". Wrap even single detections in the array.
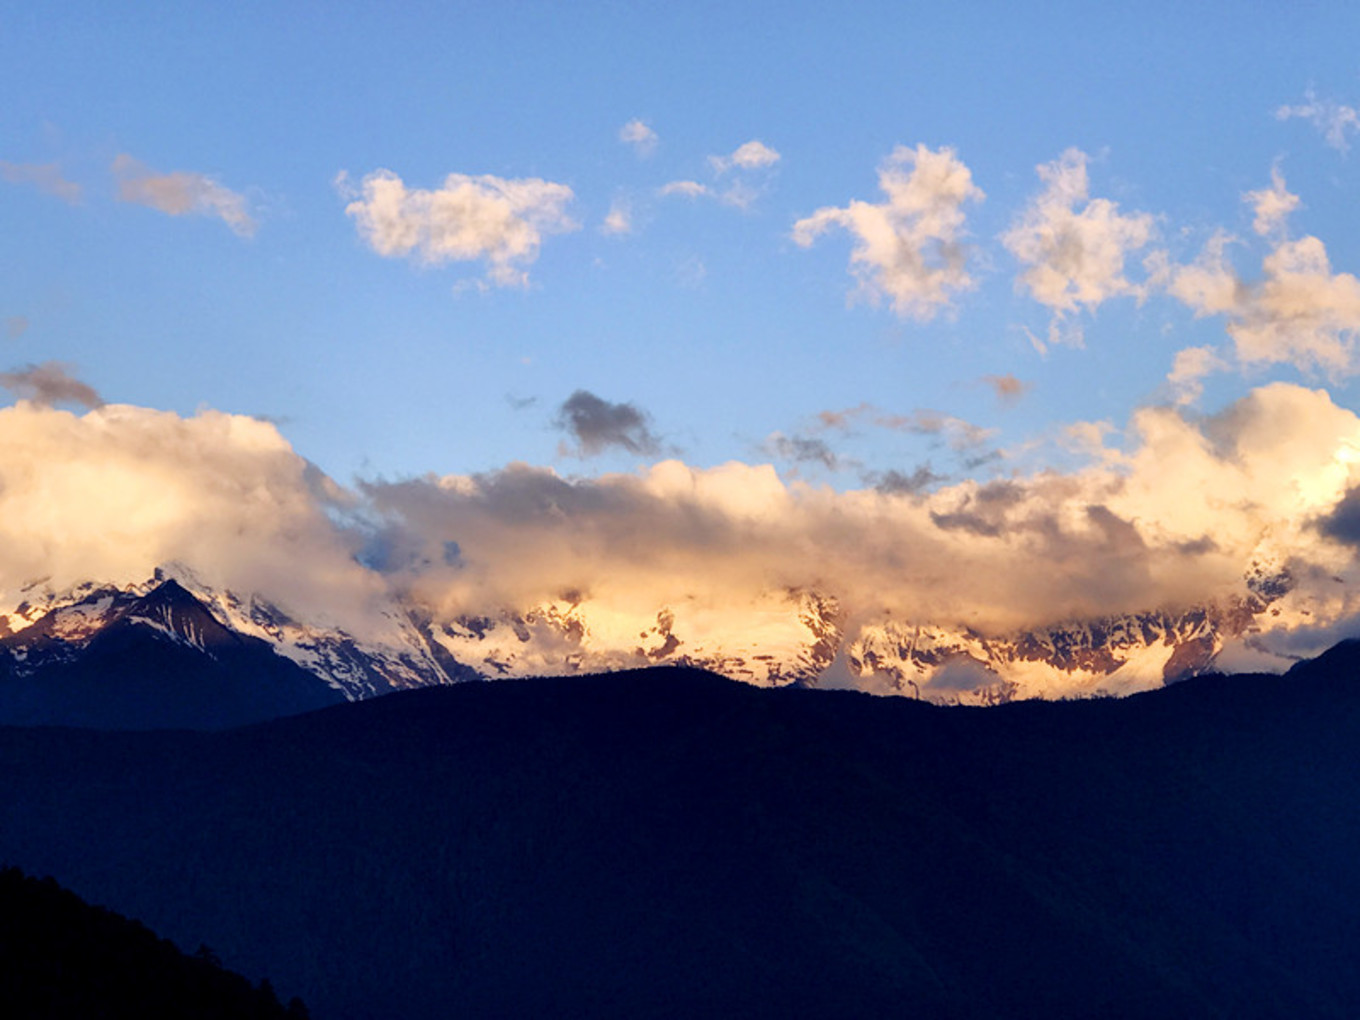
[
  {"xmin": 0, "ymin": 865, "xmax": 307, "ymax": 1019},
  {"xmin": 3, "ymin": 663, "xmax": 1360, "ymax": 1017}
]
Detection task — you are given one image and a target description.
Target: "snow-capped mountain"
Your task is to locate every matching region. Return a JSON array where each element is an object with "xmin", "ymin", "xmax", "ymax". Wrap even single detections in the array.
[{"xmin": 0, "ymin": 558, "xmax": 1301, "ymax": 725}]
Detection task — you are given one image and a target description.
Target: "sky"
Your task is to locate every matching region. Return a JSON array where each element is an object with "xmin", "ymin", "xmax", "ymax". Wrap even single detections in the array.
[{"xmin": 6, "ymin": 2, "xmax": 1360, "ymax": 693}]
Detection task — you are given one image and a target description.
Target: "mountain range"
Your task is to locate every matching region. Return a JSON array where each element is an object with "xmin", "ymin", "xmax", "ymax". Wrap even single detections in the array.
[
  {"xmin": 5, "ymin": 657, "xmax": 1360, "ymax": 1017},
  {"xmin": 0, "ymin": 562, "xmax": 1305, "ymax": 726}
]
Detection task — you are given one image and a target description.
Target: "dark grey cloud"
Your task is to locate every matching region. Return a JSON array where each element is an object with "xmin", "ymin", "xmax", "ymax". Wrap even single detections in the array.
[
  {"xmin": 765, "ymin": 433, "xmax": 841, "ymax": 470},
  {"xmin": 1317, "ymin": 486, "xmax": 1360, "ymax": 546},
  {"xmin": 555, "ymin": 390, "xmax": 660, "ymax": 457},
  {"xmin": 872, "ymin": 466, "xmax": 946, "ymax": 495},
  {"xmin": 0, "ymin": 361, "xmax": 103, "ymax": 409}
]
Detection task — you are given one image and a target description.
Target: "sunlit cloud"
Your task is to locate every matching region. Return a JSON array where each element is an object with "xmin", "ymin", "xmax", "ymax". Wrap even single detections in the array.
[
  {"xmin": 658, "ymin": 180, "xmax": 708, "ymax": 199},
  {"xmin": 1002, "ymin": 148, "xmax": 1156, "ymax": 347},
  {"xmin": 1171, "ymin": 174, "xmax": 1360, "ymax": 376},
  {"xmin": 0, "ymin": 361, "xmax": 103, "ymax": 409},
  {"xmin": 111, "ymin": 154, "xmax": 255, "ymax": 236},
  {"xmin": 792, "ymin": 144, "xmax": 984, "ymax": 320},
  {"xmin": 1244, "ymin": 167, "xmax": 1300, "ymax": 237},
  {"xmin": 1276, "ymin": 89, "xmax": 1360, "ymax": 152},
  {"xmin": 0, "ymin": 160, "xmax": 81, "ymax": 204},
  {"xmin": 709, "ymin": 139, "xmax": 781, "ymax": 173},
  {"xmin": 342, "ymin": 168, "xmax": 578, "ymax": 287},
  {"xmin": 619, "ymin": 119, "xmax": 658, "ymax": 157},
  {"xmin": 1166, "ymin": 345, "xmax": 1227, "ymax": 405}
]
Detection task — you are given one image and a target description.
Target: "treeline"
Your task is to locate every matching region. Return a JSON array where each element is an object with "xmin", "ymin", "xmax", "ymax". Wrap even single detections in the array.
[{"xmin": 0, "ymin": 866, "xmax": 306, "ymax": 1019}]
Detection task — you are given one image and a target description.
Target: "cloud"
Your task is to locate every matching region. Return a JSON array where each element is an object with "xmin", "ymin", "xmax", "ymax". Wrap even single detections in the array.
[
  {"xmin": 792, "ymin": 144, "xmax": 984, "ymax": 320},
  {"xmin": 871, "ymin": 465, "xmax": 946, "ymax": 495},
  {"xmin": 709, "ymin": 140, "xmax": 780, "ymax": 173},
  {"xmin": 1002, "ymin": 148, "xmax": 1156, "ymax": 346},
  {"xmin": 764, "ymin": 432, "xmax": 842, "ymax": 471},
  {"xmin": 1276, "ymin": 89, "xmax": 1360, "ymax": 152},
  {"xmin": 658, "ymin": 180, "xmax": 708, "ymax": 199},
  {"xmin": 817, "ymin": 401, "xmax": 996, "ymax": 453},
  {"xmin": 1166, "ymin": 345, "xmax": 1227, "ymax": 405},
  {"xmin": 342, "ymin": 168, "xmax": 578, "ymax": 287},
  {"xmin": 8, "ymin": 384, "xmax": 1360, "ymax": 698},
  {"xmin": 982, "ymin": 374, "xmax": 1029, "ymax": 405},
  {"xmin": 0, "ymin": 362, "xmax": 103, "ymax": 409},
  {"xmin": 0, "ymin": 161, "xmax": 81, "ymax": 204},
  {"xmin": 0, "ymin": 402, "xmax": 402, "ymax": 640},
  {"xmin": 111, "ymin": 154, "xmax": 255, "ymax": 236},
  {"xmin": 619, "ymin": 119, "xmax": 658, "ymax": 157},
  {"xmin": 358, "ymin": 383, "xmax": 1360, "ymax": 692},
  {"xmin": 1244, "ymin": 167, "xmax": 1300, "ymax": 237},
  {"xmin": 1170, "ymin": 177, "xmax": 1360, "ymax": 376},
  {"xmin": 601, "ymin": 198, "xmax": 633, "ymax": 236},
  {"xmin": 554, "ymin": 390, "xmax": 661, "ymax": 457},
  {"xmin": 4, "ymin": 317, "xmax": 28, "ymax": 341}
]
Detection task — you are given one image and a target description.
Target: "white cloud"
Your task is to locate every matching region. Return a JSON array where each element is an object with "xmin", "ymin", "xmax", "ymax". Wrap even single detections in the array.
[
  {"xmin": 792, "ymin": 144, "xmax": 984, "ymax": 320},
  {"xmin": 1276, "ymin": 89, "xmax": 1360, "ymax": 152},
  {"xmin": 658, "ymin": 180, "xmax": 708, "ymax": 199},
  {"xmin": 1002, "ymin": 148, "xmax": 1156, "ymax": 346},
  {"xmin": 1244, "ymin": 167, "xmax": 1300, "ymax": 237},
  {"xmin": 343, "ymin": 168, "xmax": 578, "ymax": 287},
  {"xmin": 0, "ymin": 161, "xmax": 81, "ymax": 204},
  {"xmin": 111, "ymin": 154, "xmax": 255, "ymax": 237},
  {"xmin": 619, "ymin": 119, "xmax": 658, "ymax": 157},
  {"xmin": 1166, "ymin": 345, "xmax": 1227, "ymax": 405},
  {"xmin": 709, "ymin": 139, "xmax": 781, "ymax": 173},
  {"xmin": 601, "ymin": 198, "xmax": 633, "ymax": 236},
  {"xmin": 1171, "ymin": 176, "xmax": 1360, "ymax": 376}
]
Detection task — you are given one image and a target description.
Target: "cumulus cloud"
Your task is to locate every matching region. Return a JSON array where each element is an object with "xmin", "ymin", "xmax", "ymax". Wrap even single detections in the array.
[
  {"xmin": 0, "ymin": 362, "xmax": 103, "ymax": 409},
  {"xmin": 1170, "ymin": 177, "xmax": 1360, "ymax": 376},
  {"xmin": 0, "ymin": 403, "xmax": 395, "ymax": 638},
  {"xmin": 792, "ymin": 144, "xmax": 984, "ymax": 320},
  {"xmin": 0, "ymin": 161, "xmax": 81, "ymax": 204},
  {"xmin": 709, "ymin": 140, "xmax": 781, "ymax": 173},
  {"xmin": 342, "ymin": 168, "xmax": 578, "ymax": 287},
  {"xmin": 554, "ymin": 390, "xmax": 661, "ymax": 457},
  {"xmin": 1276, "ymin": 89, "xmax": 1360, "ymax": 152},
  {"xmin": 111, "ymin": 154, "xmax": 255, "ymax": 236},
  {"xmin": 360, "ymin": 384, "xmax": 1360, "ymax": 672},
  {"xmin": 1002, "ymin": 148, "xmax": 1156, "ymax": 346},
  {"xmin": 619, "ymin": 119, "xmax": 658, "ymax": 157}
]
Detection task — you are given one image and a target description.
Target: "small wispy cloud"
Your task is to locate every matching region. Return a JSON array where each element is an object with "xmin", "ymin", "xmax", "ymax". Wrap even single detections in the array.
[
  {"xmin": 1276, "ymin": 89, "xmax": 1360, "ymax": 152},
  {"xmin": 0, "ymin": 161, "xmax": 82, "ymax": 204},
  {"xmin": 619, "ymin": 119, "xmax": 658, "ymax": 158},
  {"xmin": 4, "ymin": 316, "xmax": 29, "ymax": 341},
  {"xmin": 709, "ymin": 140, "xmax": 780, "ymax": 174},
  {"xmin": 601, "ymin": 198, "xmax": 634, "ymax": 236},
  {"xmin": 112, "ymin": 154, "xmax": 255, "ymax": 236},
  {"xmin": 982, "ymin": 374, "xmax": 1030, "ymax": 405},
  {"xmin": 0, "ymin": 361, "xmax": 103, "ymax": 409}
]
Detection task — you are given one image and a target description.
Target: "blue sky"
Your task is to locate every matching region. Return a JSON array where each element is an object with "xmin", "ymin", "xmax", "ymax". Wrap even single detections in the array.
[
  {"xmin": 12, "ymin": 3, "xmax": 1360, "ymax": 700},
  {"xmin": 6, "ymin": 1, "xmax": 1360, "ymax": 486}
]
